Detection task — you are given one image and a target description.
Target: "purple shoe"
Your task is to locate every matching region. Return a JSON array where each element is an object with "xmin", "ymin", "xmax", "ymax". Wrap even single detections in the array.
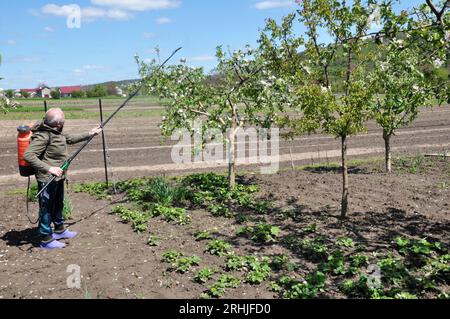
[
  {"xmin": 53, "ymin": 230, "xmax": 78, "ymax": 240},
  {"xmin": 40, "ymin": 240, "xmax": 66, "ymax": 250}
]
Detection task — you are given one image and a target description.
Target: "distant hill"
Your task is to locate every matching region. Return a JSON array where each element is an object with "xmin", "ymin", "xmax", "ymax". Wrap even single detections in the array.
[{"xmin": 81, "ymin": 79, "xmax": 139, "ymax": 91}]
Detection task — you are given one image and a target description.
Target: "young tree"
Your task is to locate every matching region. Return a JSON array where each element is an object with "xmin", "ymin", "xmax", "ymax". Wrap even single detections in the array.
[
  {"xmin": 5, "ymin": 89, "xmax": 14, "ymax": 99},
  {"xmin": 260, "ymin": 0, "xmax": 380, "ymax": 218},
  {"xmin": 20, "ymin": 90, "xmax": 30, "ymax": 98},
  {"xmin": 137, "ymin": 46, "xmax": 286, "ymax": 188},
  {"xmin": 369, "ymin": 0, "xmax": 448, "ymax": 172},
  {"xmin": 87, "ymin": 85, "xmax": 108, "ymax": 98},
  {"xmin": 71, "ymin": 90, "xmax": 85, "ymax": 98},
  {"xmin": 50, "ymin": 89, "xmax": 61, "ymax": 99},
  {"xmin": 371, "ymin": 45, "xmax": 434, "ymax": 173}
]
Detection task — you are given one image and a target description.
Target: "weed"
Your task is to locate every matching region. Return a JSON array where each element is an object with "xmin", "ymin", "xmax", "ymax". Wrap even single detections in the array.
[
  {"xmin": 63, "ymin": 198, "xmax": 73, "ymax": 220},
  {"xmin": 147, "ymin": 236, "xmax": 161, "ymax": 247}
]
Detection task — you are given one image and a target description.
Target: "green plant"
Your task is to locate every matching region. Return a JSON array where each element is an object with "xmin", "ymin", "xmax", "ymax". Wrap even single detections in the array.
[
  {"xmin": 347, "ymin": 254, "xmax": 369, "ymax": 274},
  {"xmin": 147, "ymin": 236, "xmax": 161, "ymax": 247},
  {"xmin": 201, "ymin": 274, "xmax": 241, "ymax": 299},
  {"xmin": 207, "ymin": 203, "xmax": 233, "ymax": 218},
  {"xmin": 74, "ymin": 182, "xmax": 109, "ymax": 199},
  {"xmin": 304, "ymin": 223, "xmax": 317, "ymax": 234},
  {"xmin": 194, "ymin": 267, "xmax": 217, "ymax": 284},
  {"xmin": 162, "ymin": 250, "xmax": 184, "ymax": 263},
  {"xmin": 319, "ymin": 250, "xmax": 347, "ymax": 275},
  {"xmin": 237, "ymin": 223, "xmax": 280, "ymax": 243},
  {"xmin": 299, "ymin": 237, "xmax": 328, "ymax": 261},
  {"xmin": 172, "ymin": 256, "xmax": 201, "ymax": 273},
  {"xmin": 245, "ymin": 257, "xmax": 272, "ymax": 284},
  {"xmin": 336, "ymin": 237, "xmax": 355, "ymax": 248},
  {"xmin": 280, "ymin": 271, "xmax": 327, "ymax": 299},
  {"xmin": 63, "ymin": 198, "xmax": 73, "ymax": 220},
  {"xmin": 50, "ymin": 90, "xmax": 61, "ymax": 99},
  {"xmin": 206, "ymin": 240, "xmax": 232, "ymax": 257},
  {"xmin": 111, "ymin": 206, "xmax": 151, "ymax": 233},
  {"xmin": 225, "ymin": 254, "xmax": 248, "ymax": 271},
  {"xmin": 152, "ymin": 204, "xmax": 191, "ymax": 225},
  {"xmin": 195, "ymin": 230, "xmax": 214, "ymax": 241},
  {"xmin": 270, "ymin": 254, "xmax": 290, "ymax": 271},
  {"xmin": 378, "ymin": 257, "xmax": 409, "ymax": 286},
  {"xmin": 394, "ymin": 292, "xmax": 418, "ymax": 299}
]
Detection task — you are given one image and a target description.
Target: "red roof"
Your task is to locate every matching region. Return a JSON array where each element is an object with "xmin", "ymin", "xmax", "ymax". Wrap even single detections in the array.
[
  {"xmin": 21, "ymin": 88, "xmax": 38, "ymax": 93},
  {"xmin": 60, "ymin": 86, "xmax": 81, "ymax": 94}
]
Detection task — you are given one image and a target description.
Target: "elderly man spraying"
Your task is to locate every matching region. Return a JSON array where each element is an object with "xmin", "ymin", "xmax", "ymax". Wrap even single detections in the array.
[{"xmin": 24, "ymin": 108, "xmax": 102, "ymax": 250}]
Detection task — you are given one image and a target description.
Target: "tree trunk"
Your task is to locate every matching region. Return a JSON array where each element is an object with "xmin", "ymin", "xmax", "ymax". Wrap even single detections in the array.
[
  {"xmin": 227, "ymin": 115, "xmax": 237, "ymax": 189},
  {"xmin": 341, "ymin": 135, "xmax": 349, "ymax": 219},
  {"xmin": 383, "ymin": 131, "xmax": 392, "ymax": 173},
  {"xmin": 228, "ymin": 134, "xmax": 236, "ymax": 189}
]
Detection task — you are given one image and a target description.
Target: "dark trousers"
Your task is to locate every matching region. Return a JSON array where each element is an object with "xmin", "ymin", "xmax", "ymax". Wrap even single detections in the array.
[{"xmin": 37, "ymin": 180, "xmax": 65, "ymax": 243}]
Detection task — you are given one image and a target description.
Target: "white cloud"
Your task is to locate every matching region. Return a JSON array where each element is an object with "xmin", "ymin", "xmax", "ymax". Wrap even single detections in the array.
[
  {"xmin": 90, "ymin": 0, "xmax": 181, "ymax": 11},
  {"xmin": 155, "ymin": 17, "xmax": 172, "ymax": 24},
  {"xmin": 188, "ymin": 56, "xmax": 215, "ymax": 62},
  {"xmin": 41, "ymin": 4, "xmax": 133, "ymax": 21},
  {"xmin": 44, "ymin": 26, "xmax": 54, "ymax": 32},
  {"xmin": 74, "ymin": 64, "xmax": 106, "ymax": 76},
  {"xmin": 82, "ymin": 64, "xmax": 106, "ymax": 70},
  {"xmin": 254, "ymin": 1, "xmax": 295, "ymax": 10},
  {"xmin": 107, "ymin": 8, "xmax": 133, "ymax": 20},
  {"xmin": 41, "ymin": 4, "xmax": 75, "ymax": 16},
  {"xmin": 7, "ymin": 40, "xmax": 16, "ymax": 45}
]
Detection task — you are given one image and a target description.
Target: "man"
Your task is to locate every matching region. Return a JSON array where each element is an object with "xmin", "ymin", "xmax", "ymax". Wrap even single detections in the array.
[{"xmin": 24, "ymin": 108, "xmax": 102, "ymax": 250}]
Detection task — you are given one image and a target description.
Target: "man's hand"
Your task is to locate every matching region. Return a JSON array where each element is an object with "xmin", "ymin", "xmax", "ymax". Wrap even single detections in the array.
[
  {"xmin": 90, "ymin": 126, "xmax": 103, "ymax": 137},
  {"xmin": 48, "ymin": 167, "xmax": 64, "ymax": 177}
]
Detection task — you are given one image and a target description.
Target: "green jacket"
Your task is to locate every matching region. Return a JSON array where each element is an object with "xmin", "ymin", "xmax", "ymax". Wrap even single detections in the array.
[{"xmin": 23, "ymin": 122, "xmax": 90, "ymax": 183}]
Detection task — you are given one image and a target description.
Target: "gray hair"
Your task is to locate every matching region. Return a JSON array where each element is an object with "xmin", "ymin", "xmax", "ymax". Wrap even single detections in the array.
[{"xmin": 44, "ymin": 108, "xmax": 64, "ymax": 127}]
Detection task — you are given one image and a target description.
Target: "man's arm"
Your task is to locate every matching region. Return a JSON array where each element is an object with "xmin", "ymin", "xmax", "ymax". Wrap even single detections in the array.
[
  {"xmin": 23, "ymin": 132, "xmax": 51, "ymax": 173},
  {"xmin": 64, "ymin": 126, "xmax": 102, "ymax": 145},
  {"xmin": 63, "ymin": 132, "xmax": 90, "ymax": 145}
]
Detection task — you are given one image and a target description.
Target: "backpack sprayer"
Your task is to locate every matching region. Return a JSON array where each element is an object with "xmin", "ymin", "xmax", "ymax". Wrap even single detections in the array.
[{"xmin": 21, "ymin": 47, "xmax": 182, "ymax": 199}]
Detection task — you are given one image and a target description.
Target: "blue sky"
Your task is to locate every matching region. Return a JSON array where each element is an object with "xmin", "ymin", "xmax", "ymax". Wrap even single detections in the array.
[{"xmin": 0, "ymin": 0, "xmax": 423, "ymax": 89}]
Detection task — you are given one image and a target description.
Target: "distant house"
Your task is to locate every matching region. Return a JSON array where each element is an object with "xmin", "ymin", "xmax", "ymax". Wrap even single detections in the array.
[
  {"xmin": 59, "ymin": 85, "xmax": 81, "ymax": 98},
  {"xmin": 14, "ymin": 89, "xmax": 22, "ymax": 98},
  {"xmin": 115, "ymin": 86, "xmax": 126, "ymax": 97},
  {"xmin": 21, "ymin": 88, "xmax": 38, "ymax": 98},
  {"xmin": 36, "ymin": 86, "xmax": 51, "ymax": 98}
]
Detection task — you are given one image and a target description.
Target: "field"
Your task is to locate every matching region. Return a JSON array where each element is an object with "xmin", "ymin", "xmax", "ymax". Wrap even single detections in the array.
[{"xmin": 0, "ymin": 100, "xmax": 448, "ymax": 299}]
